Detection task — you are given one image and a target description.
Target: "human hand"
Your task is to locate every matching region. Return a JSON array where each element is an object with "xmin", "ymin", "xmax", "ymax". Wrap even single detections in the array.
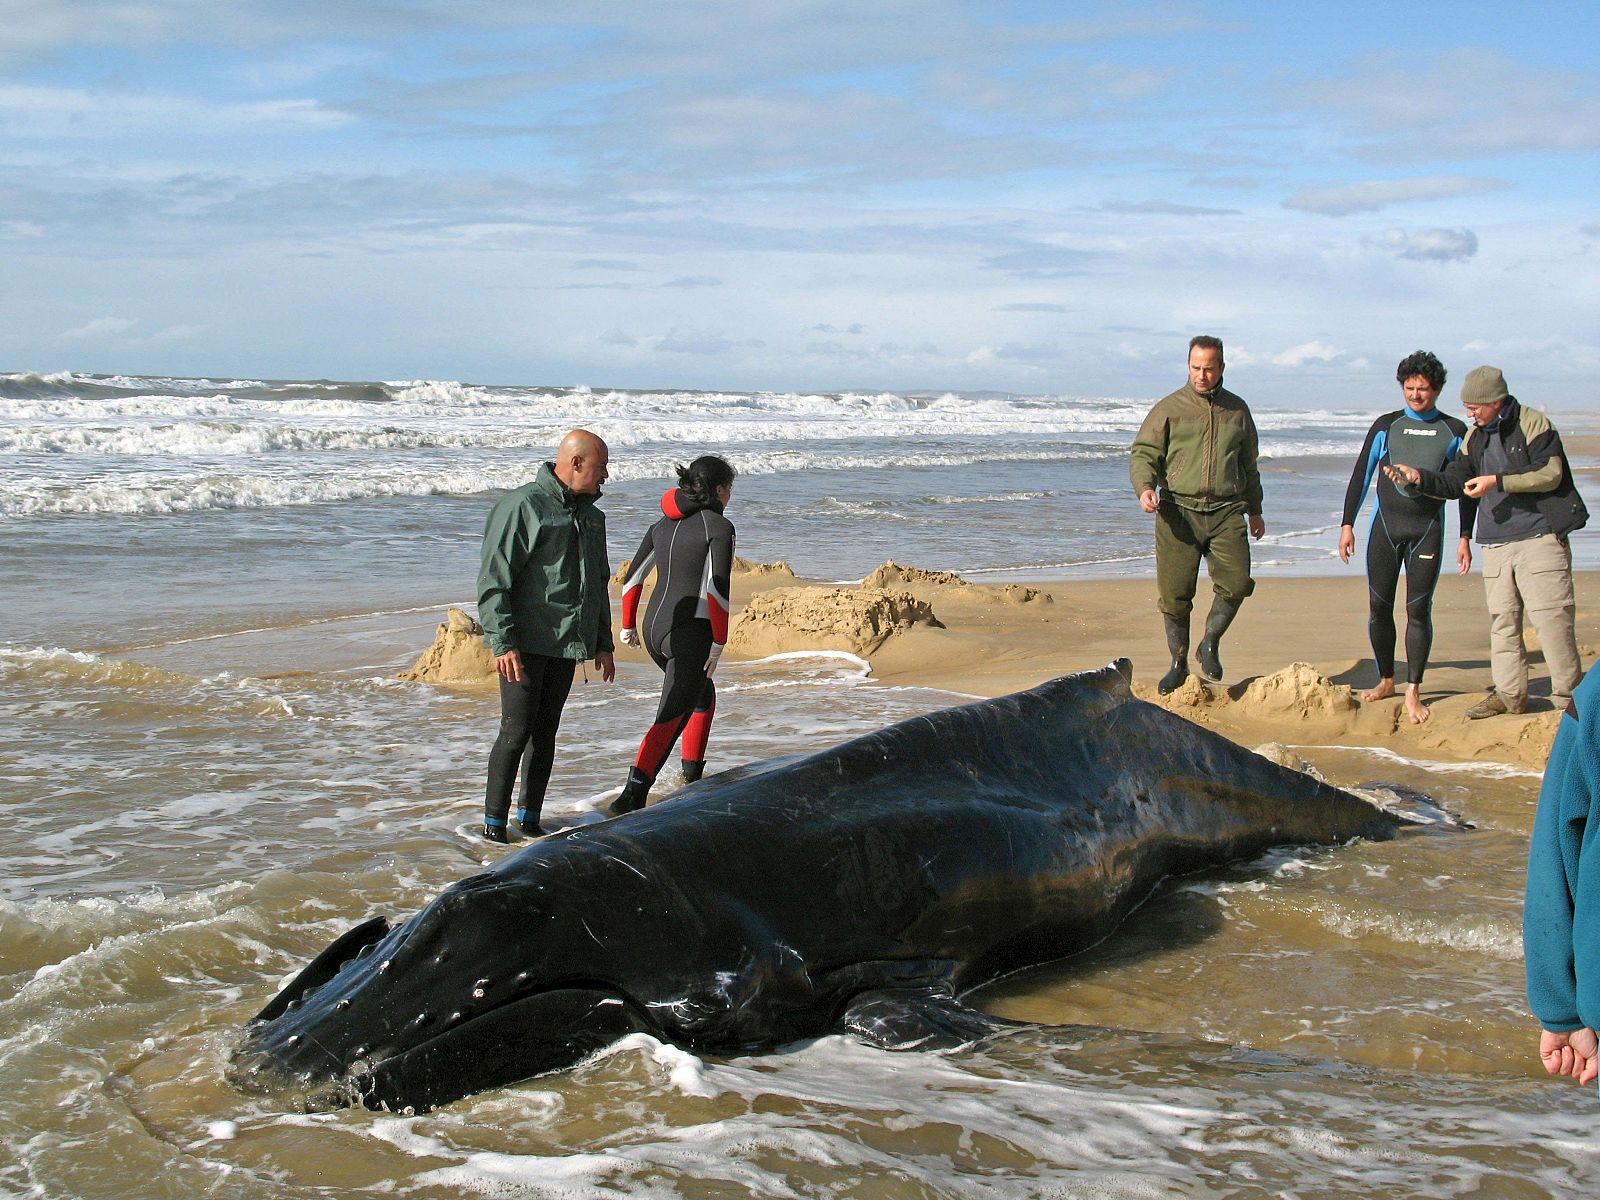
[
  {"xmin": 595, "ymin": 651, "xmax": 616, "ymax": 683},
  {"xmin": 704, "ymin": 644, "xmax": 723, "ymax": 678},
  {"xmin": 1338, "ymin": 525, "xmax": 1354, "ymax": 564},
  {"xmin": 620, "ymin": 627, "xmax": 640, "ymax": 648},
  {"xmin": 1457, "ymin": 537, "xmax": 1472, "ymax": 576},
  {"xmin": 1138, "ymin": 489, "xmax": 1159, "ymax": 514},
  {"xmin": 1463, "ymin": 474, "xmax": 1498, "ymax": 499},
  {"xmin": 1383, "ymin": 463, "xmax": 1420, "ymax": 487},
  {"xmin": 1540, "ymin": 1028, "xmax": 1600, "ymax": 1083},
  {"xmin": 1248, "ymin": 513, "xmax": 1265, "ymax": 540},
  {"xmin": 495, "ymin": 650, "xmax": 523, "ymax": 683}
]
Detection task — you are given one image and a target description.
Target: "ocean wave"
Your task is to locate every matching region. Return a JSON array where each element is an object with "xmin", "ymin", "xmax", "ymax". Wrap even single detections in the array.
[
  {"xmin": 1310, "ymin": 903, "xmax": 1522, "ymax": 960},
  {"xmin": 0, "ymin": 371, "xmax": 1361, "ymax": 430},
  {"xmin": 0, "ymin": 645, "xmax": 199, "ymax": 689},
  {"xmin": 0, "ymin": 882, "xmax": 262, "ymax": 985},
  {"xmin": 0, "ymin": 422, "xmax": 561, "ymax": 456},
  {"xmin": 0, "ymin": 447, "xmax": 1131, "ymax": 517}
]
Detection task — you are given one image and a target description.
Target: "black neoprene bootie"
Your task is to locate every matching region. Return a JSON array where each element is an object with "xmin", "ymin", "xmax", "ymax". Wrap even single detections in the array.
[
  {"xmin": 1197, "ymin": 596, "xmax": 1242, "ymax": 682},
  {"xmin": 481, "ymin": 820, "xmax": 510, "ymax": 844},
  {"xmin": 680, "ymin": 759, "xmax": 705, "ymax": 784},
  {"xmin": 511, "ymin": 808, "xmax": 548, "ymax": 838},
  {"xmin": 1158, "ymin": 615, "xmax": 1190, "ymax": 696},
  {"xmin": 608, "ymin": 767, "xmax": 652, "ymax": 816}
]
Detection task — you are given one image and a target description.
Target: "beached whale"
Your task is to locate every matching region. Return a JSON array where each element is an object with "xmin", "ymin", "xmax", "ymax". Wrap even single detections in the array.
[{"xmin": 232, "ymin": 660, "xmax": 1400, "ymax": 1112}]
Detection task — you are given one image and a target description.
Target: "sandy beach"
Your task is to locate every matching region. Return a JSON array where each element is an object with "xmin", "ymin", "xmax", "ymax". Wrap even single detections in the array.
[
  {"xmin": 416, "ymin": 558, "xmax": 1594, "ymax": 775},
  {"xmin": 846, "ymin": 566, "xmax": 1592, "ymax": 771}
]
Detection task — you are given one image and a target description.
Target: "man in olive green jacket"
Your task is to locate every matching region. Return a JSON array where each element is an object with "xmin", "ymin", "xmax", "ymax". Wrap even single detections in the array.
[
  {"xmin": 477, "ymin": 429, "xmax": 616, "ymax": 842},
  {"xmin": 1130, "ymin": 336, "xmax": 1266, "ymax": 694}
]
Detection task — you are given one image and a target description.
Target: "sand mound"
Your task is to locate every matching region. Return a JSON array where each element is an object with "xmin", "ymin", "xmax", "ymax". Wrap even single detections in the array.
[
  {"xmin": 612, "ymin": 554, "xmax": 794, "ymax": 587},
  {"xmin": 864, "ymin": 560, "xmax": 967, "ymax": 589},
  {"xmin": 733, "ymin": 555, "xmax": 796, "ymax": 578},
  {"xmin": 1157, "ymin": 674, "xmax": 1216, "ymax": 710},
  {"xmin": 995, "ymin": 584, "xmax": 1052, "ymax": 605},
  {"xmin": 1238, "ymin": 663, "xmax": 1358, "ymax": 720},
  {"xmin": 399, "ymin": 608, "xmax": 497, "ymax": 685},
  {"xmin": 863, "ymin": 561, "xmax": 1051, "ymax": 606},
  {"xmin": 728, "ymin": 587, "xmax": 943, "ymax": 657}
]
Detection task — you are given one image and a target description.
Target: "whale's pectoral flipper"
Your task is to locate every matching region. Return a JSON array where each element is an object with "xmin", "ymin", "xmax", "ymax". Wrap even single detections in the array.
[{"xmin": 839, "ymin": 985, "xmax": 1027, "ymax": 1051}]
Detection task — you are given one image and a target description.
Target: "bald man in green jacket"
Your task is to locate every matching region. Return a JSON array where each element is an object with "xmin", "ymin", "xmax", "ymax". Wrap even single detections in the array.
[{"xmin": 477, "ymin": 429, "xmax": 616, "ymax": 842}]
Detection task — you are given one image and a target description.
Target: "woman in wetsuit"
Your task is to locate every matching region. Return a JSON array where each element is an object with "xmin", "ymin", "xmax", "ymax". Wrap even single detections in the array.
[
  {"xmin": 1339, "ymin": 350, "xmax": 1476, "ymax": 724},
  {"xmin": 610, "ymin": 455, "xmax": 737, "ymax": 814}
]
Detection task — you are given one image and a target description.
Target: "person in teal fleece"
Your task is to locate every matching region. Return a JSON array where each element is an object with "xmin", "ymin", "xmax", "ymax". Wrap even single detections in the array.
[
  {"xmin": 477, "ymin": 429, "xmax": 616, "ymax": 843},
  {"xmin": 1524, "ymin": 661, "xmax": 1600, "ymax": 1088}
]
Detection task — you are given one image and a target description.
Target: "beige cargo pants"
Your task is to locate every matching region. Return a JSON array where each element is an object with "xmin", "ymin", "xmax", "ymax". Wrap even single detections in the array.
[{"xmin": 1480, "ymin": 532, "xmax": 1583, "ymax": 702}]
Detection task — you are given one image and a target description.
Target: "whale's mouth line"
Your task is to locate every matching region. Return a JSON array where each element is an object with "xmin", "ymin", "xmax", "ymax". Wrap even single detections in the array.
[{"xmin": 297, "ymin": 978, "xmax": 641, "ymax": 1072}]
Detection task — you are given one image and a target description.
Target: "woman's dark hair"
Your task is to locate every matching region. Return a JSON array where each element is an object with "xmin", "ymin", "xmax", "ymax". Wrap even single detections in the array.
[
  {"xmin": 676, "ymin": 455, "xmax": 737, "ymax": 511},
  {"xmin": 1396, "ymin": 350, "xmax": 1446, "ymax": 391}
]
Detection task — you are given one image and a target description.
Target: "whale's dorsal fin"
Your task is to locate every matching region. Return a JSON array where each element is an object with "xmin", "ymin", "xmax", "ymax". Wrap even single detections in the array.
[{"xmin": 839, "ymin": 985, "xmax": 1025, "ymax": 1051}]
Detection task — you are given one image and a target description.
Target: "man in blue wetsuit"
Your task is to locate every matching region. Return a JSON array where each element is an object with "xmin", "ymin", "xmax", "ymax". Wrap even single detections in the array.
[
  {"xmin": 1524, "ymin": 662, "xmax": 1600, "ymax": 1092},
  {"xmin": 1338, "ymin": 351, "xmax": 1474, "ymax": 724}
]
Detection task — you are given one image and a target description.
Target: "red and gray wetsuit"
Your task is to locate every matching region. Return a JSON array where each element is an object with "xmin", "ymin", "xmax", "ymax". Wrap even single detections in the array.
[{"xmin": 618, "ymin": 488, "xmax": 735, "ymax": 780}]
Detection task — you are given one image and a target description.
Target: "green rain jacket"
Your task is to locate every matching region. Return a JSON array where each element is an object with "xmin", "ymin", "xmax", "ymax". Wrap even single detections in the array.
[
  {"xmin": 1129, "ymin": 382, "xmax": 1264, "ymax": 515},
  {"xmin": 477, "ymin": 463, "xmax": 615, "ymax": 660}
]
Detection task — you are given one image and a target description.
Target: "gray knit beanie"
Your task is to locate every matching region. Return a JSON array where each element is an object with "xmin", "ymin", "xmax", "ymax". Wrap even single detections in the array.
[{"xmin": 1461, "ymin": 365, "xmax": 1510, "ymax": 406}]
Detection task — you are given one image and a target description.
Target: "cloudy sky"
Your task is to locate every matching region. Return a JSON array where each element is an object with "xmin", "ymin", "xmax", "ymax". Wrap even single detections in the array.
[{"xmin": 2, "ymin": 1, "xmax": 1596, "ymax": 401}]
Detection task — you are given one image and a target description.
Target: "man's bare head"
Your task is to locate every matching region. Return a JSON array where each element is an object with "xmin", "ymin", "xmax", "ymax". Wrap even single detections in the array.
[{"xmin": 554, "ymin": 429, "xmax": 609, "ymax": 495}]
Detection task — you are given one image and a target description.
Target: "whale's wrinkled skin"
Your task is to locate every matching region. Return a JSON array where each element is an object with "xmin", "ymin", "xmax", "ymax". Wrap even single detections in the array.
[{"xmin": 232, "ymin": 661, "xmax": 1399, "ymax": 1112}]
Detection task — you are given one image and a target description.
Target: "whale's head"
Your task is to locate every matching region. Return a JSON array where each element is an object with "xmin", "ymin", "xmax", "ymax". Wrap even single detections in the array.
[{"xmin": 231, "ymin": 834, "xmax": 668, "ymax": 1112}]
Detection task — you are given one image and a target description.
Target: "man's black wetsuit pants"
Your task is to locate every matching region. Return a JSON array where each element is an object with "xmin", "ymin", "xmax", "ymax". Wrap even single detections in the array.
[
  {"xmin": 485, "ymin": 653, "xmax": 577, "ymax": 830},
  {"xmin": 1366, "ymin": 509, "xmax": 1445, "ymax": 685}
]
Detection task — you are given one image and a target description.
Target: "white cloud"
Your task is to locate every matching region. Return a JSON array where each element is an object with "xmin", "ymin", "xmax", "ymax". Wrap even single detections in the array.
[
  {"xmin": 1372, "ymin": 228, "xmax": 1479, "ymax": 263},
  {"xmin": 1283, "ymin": 176, "xmax": 1506, "ymax": 217},
  {"xmin": 0, "ymin": 83, "xmax": 350, "ymax": 138},
  {"xmin": 1271, "ymin": 341, "xmax": 1344, "ymax": 368},
  {"xmin": 1098, "ymin": 200, "xmax": 1239, "ymax": 216},
  {"xmin": 654, "ymin": 327, "xmax": 764, "ymax": 356},
  {"xmin": 1289, "ymin": 49, "xmax": 1600, "ymax": 160},
  {"xmin": 55, "ymin": 316, "xmax": 137, "ymax": 342},
  {"xmin": 135, "ymin": 323, "xmax": 207, "ymax": 346}
]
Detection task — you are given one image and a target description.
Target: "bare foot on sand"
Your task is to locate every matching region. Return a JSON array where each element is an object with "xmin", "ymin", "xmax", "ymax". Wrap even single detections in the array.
[
  {"xmin": 1362, "ymin": 678, "xmax": 1396, "ymax": 703},
  {"xmin": 1404, "ymin": 684, "xmax": 1430, "ymax": 725}
]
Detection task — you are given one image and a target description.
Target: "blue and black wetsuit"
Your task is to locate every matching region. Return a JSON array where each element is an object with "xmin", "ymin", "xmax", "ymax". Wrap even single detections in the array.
[
  {"xmin": 1341, "ymin": 407, "xmax": 1475, "ymax": 685},
  {"xmin": 618, "ymin": 488, "xmax": 735, "ymax": 786}
]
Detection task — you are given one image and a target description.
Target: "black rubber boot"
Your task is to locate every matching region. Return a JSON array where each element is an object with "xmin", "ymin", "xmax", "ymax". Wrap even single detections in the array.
[
  {"xmin": 680, "ymin": 759, "xmax": 705, "ymax": 783},
  {"xmin": 1157, "ymin": 615, "xmax": 1190, "ymax": 696},
  {"xmin": 481, "ymin": 819, "xmax": 510, "ymax": 844},
  {"xmin": 1197, "ymin": 596, "xmax": 1242, "ymax": 682},
  {"xmin": 607, "ymin": 767, "xmax": 652, "ymax": 816}
]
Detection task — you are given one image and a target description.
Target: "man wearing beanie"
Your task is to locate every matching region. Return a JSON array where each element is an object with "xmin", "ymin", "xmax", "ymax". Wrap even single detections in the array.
[
  {"xmin": 1130, "ymin": 335, "xmax": 1265, "ymax": 695},
  {"xmin": 1387, "ymin": 366, "xmax": 1587, "ymax": 717}
]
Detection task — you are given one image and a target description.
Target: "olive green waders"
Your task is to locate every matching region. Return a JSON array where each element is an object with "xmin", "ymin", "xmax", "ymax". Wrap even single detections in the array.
[{"xmin": 1155, "ymin": 498, "xmax": 1255, "ymax": 686}]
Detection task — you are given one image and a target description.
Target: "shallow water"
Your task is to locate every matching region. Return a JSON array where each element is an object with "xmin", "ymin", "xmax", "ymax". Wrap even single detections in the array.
[
  {"xmin": 4, "ymin": 372, "xmax": 1599, "ymax": 1197},
  {"xmin": 4, "ymin": 610, "xmax": 1597, "ymax": 1198}
]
